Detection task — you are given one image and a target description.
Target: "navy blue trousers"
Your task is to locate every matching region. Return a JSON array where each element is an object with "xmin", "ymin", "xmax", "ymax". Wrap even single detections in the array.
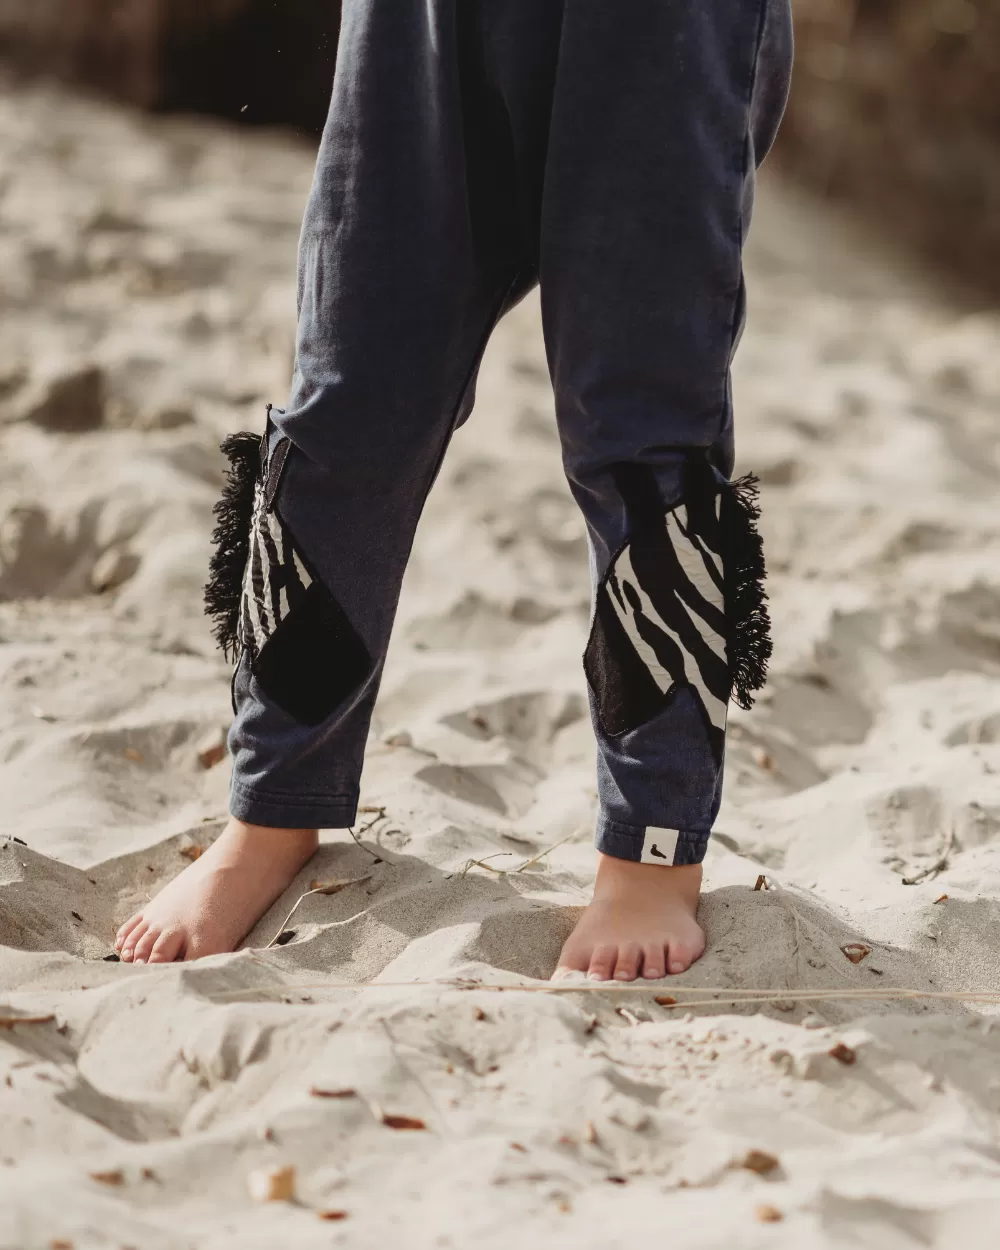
[{"xmin": 219, "ymin": 0, "xmax": 793, "ymax": 865}]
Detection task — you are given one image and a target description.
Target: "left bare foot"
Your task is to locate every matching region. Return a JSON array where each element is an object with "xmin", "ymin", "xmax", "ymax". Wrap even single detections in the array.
[
  {"xmin": 554, "ymin": 854, "xmax": 705, "ymax": 981},
  {"xmin": 114, "ymin": 819, "xmax": 318, "ymax": 963}
]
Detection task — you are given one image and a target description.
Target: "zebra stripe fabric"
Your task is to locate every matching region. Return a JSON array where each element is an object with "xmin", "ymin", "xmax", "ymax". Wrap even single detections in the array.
[
  {"xmin": 585, "ymin": 494, "xmax": 730, "ymax": 758},
  {"xmin": 238, "ymin": 477, "xmax": 313, "ymax": 662}
]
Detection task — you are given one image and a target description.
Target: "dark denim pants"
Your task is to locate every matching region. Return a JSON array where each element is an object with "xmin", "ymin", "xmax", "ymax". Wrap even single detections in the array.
[{"xmin": 218, "ymin": 0, "xmax": 794, "ymax": 865}]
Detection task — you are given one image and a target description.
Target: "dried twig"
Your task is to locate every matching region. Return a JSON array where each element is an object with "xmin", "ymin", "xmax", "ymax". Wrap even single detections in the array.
[
  {"xmin": 348, "ymin": 809, "xmax": 388, "ymax": 862},
  {"xmin": 264, "ymin": 874, "xmax": 373, "ymax": 949},
  {"xmin": 902, "ymin": 827, "xmax": 956, "ymax": 885},
  {"xmin": 514, "ymin": 833, "xmax": 573, "ymax": 872},
  {"xmin": 202, "ymin": 981, "xmax": 1000, "ymax": 1008},
  {"xmin": 458, "ymin": 833, "xmax": 573, "ymax": 879},
  {"xmin": 369, "ymin": 1019, "xmax": 446, "ymax": 1135},
  {"xmin": 0, "ymin": 1014, "xmax": 55, "ymax": 1030},
  {"xmin": 459, "ymin": 853, "xmax": 513, "ymax": 877}
]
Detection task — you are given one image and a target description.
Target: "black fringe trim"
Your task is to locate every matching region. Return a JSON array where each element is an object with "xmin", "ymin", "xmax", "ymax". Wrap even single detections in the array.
[
  {"xmin": 204, "ymin": 432, "xmax": 263, "ymax": 660},
  {"xmin": 720, "ymin": 473, "xmax": 772, "ymax": 710}
]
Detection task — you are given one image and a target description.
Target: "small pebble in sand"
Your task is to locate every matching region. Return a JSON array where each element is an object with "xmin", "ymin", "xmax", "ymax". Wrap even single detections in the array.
[
  {"xmin": 89, "ymin": 1169, "xmax": 125, "ymax": 1187},
  {"xmin": 755, "ymin": 1204, "xmax": 784, "ymax": 1223},
  {"xmin": 195, "ymin": 727, "xmax": 227, "ymax": 769},
  {"xmin": 751, "ymin": 746, "xmax": 774, "ymax": 771},
  {"xmin": 381, "ymin": 728, "xmax": 412, "ymax": 747},
  {"xmin": 91, "ymin": 547, "xmax": 137, "ymax": 593},
  {"xmin": 739, "ymin": 1149, "xmax": 779, "ymax": 1175},
  {"xmin": 248, "ymin": 1164, "xmax": 296, "ymax": 1203}
]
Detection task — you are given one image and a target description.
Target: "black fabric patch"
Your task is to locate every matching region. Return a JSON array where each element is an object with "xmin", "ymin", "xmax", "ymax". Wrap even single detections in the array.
[
  {"xmin": 584, "ymin": 586, "xmax": 672, "ymax": 736},
  {"xmin": 251, "ymin": 580, "xmax": 372, "ymax": 726}
]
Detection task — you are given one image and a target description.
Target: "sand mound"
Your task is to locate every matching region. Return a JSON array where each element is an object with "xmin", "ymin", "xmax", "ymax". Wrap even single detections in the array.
[{"xmin": 1, "ymin": 78, "xmax": 1000, "ymax": 1247}]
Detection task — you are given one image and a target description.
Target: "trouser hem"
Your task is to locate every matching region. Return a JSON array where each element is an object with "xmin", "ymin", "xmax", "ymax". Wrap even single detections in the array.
[
  {"xmin": 596, "ymin": 817, "xmax": 711, "ymax": 866},
  {"xmin": 229, "ymin": 783, "xmax": 359, "ymax": 830}
]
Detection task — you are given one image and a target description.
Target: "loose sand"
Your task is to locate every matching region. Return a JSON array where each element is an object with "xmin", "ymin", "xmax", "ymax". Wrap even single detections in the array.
[{"xmin": 1, "ymin": 79, "xmax": 1000, "ymax": 1248}]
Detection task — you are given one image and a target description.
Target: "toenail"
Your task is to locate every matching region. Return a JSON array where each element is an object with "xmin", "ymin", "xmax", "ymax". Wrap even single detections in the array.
[{"xmin": 588, "ymin": 972, "xmax": 608, "ymax": 982}]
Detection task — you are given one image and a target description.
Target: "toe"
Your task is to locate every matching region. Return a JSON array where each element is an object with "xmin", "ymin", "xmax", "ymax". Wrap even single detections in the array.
[
  {"xmin": 148, "ymin": 929, "xmax": 185, "ymax": 964},
  {"xmin": 115, "ymin": 913, "xmax": 144, "ymax": 952},
  {"xmin": 553, "ymin": 939, "xmax": 590, "ymax": 978},
  {"xmin": 612, "ymin": 942, "xmax": 642, "ymax": 982},
  {"xmin": 587, "ymin": 944, "xmax": 618, "ymax": 982},
  {"xmin": 667, "ymin": 934, "xmax": 705, "ymax": 975},
  {"xmin": 119, "ymin": 920, "xmax": 148, "ymax": 963},
  {"xmin": 640, "ymin": 943, "xmax": 667, "ymax": 979},
  {"xmin": 131, "ymin": 927, "xmax": 159, "ymax": 965}
]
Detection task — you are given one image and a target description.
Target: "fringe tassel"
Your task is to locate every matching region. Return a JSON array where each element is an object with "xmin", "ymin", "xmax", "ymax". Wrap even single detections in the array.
[
  {"xmin": 204, "ymin": 432, "xmax": 262, "ymax": 660},
  {"xmin": 721, "ymin": 473, "xmax": 772, "ymax": 710}
]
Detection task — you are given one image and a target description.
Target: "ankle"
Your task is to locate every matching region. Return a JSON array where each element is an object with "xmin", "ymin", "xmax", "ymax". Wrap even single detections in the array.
[
  {"xmin": 225, "ymin": 818, "xmax": 319, "ymax": 854},
  {"xmin": 593, "ymin": 853, "xmax": 702, "ymax": 900}
]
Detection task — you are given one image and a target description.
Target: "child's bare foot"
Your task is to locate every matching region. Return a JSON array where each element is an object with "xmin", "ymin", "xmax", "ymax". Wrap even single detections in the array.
[
  {"xmin": 554, "ymin": 854, "xmax": 705, "ymax": 981},
  {"xmin": 115, "ymin": 819, "xmax": 319, "ymax": 963}
]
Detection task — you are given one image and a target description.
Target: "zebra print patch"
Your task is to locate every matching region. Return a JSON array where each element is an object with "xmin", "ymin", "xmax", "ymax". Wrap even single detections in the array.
[
  {"xmin": 584, "ymin": 496, "xmax": 730, "ymax": 760},
  {"xmin": 238, "ymin": 475, "xmax": 313, "ymax": 663}
]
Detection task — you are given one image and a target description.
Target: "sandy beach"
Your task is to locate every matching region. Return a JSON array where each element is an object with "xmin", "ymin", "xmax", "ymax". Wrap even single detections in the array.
[{"xmin": 2, "ymin": 78, "xmax": 1000, "ymax": 1247}]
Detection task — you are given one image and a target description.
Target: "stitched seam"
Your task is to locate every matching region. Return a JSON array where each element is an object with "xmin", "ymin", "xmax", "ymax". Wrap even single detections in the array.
[
  {"xmin": 230, "ymin": 780, "xmax": 358, "ymax": 807},
  {"xmin": 717, "ymin": 0, "xmax": 769, "ymax": 439},
  {"xmin": 600, "ymin": 818, "xmax": 711, "ymax": 842}
]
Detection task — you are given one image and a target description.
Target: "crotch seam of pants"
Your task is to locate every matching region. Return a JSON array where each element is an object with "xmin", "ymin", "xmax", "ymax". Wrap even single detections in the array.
[{"xmin": 450, "ymin": 267, "xmax": 528, "ymax": 429}]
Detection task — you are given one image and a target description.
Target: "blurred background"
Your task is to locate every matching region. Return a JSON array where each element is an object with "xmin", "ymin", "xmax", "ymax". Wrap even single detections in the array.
[{"xmin": 1, "ymin": 0, "xmax": 997, "ymax": 301}]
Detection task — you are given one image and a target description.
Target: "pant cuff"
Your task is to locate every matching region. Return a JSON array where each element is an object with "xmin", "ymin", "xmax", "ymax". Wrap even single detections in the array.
[
  {"xmin": 229, "ymin": 782, "xmax": 359, "ymax": 830},
  {"xmin": 596, "ymin": 817, "xmax": 710, "ymax": 866}
]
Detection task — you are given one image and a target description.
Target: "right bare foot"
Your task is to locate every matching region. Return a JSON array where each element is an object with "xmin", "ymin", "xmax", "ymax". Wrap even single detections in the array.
[{"xmin": 115, "ymin": 819, "xmax": 318, "ymax": 963}]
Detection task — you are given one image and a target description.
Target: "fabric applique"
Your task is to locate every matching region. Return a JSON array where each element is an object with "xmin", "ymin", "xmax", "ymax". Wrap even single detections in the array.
[
  {"xmin": 205, "ymin": 411, "xmax": 372, "ymax": 726},
  {"xmin": 584, "ymin": 457, "xmax": 771, "ymax": 760},
  {"xmin": 238, "ymin": 476, "xmax": 314, "ymax": 664}
]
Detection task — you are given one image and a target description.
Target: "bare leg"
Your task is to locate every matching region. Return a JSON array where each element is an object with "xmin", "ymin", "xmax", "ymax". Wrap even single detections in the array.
[
  {"xmin": 554, "ymin": 856, "xmax": 705, "ymax": 981},
  {"xmin": 115, "ymin": 820, "xmax": 318, "ymax": 963}
]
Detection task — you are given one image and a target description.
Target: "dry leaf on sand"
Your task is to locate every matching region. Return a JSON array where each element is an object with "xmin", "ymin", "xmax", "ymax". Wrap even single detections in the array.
[
  {"xmin": 739, "ymin": 1149, "xmax": 779, "ymax": 1175},
  {"xmin": 380, "ymin": 1113, "xmax": 427, "ymax": 1131},
  {"xmin": 89, "ymin": 1169, "xmax": 124, "ymax": 1186}
]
